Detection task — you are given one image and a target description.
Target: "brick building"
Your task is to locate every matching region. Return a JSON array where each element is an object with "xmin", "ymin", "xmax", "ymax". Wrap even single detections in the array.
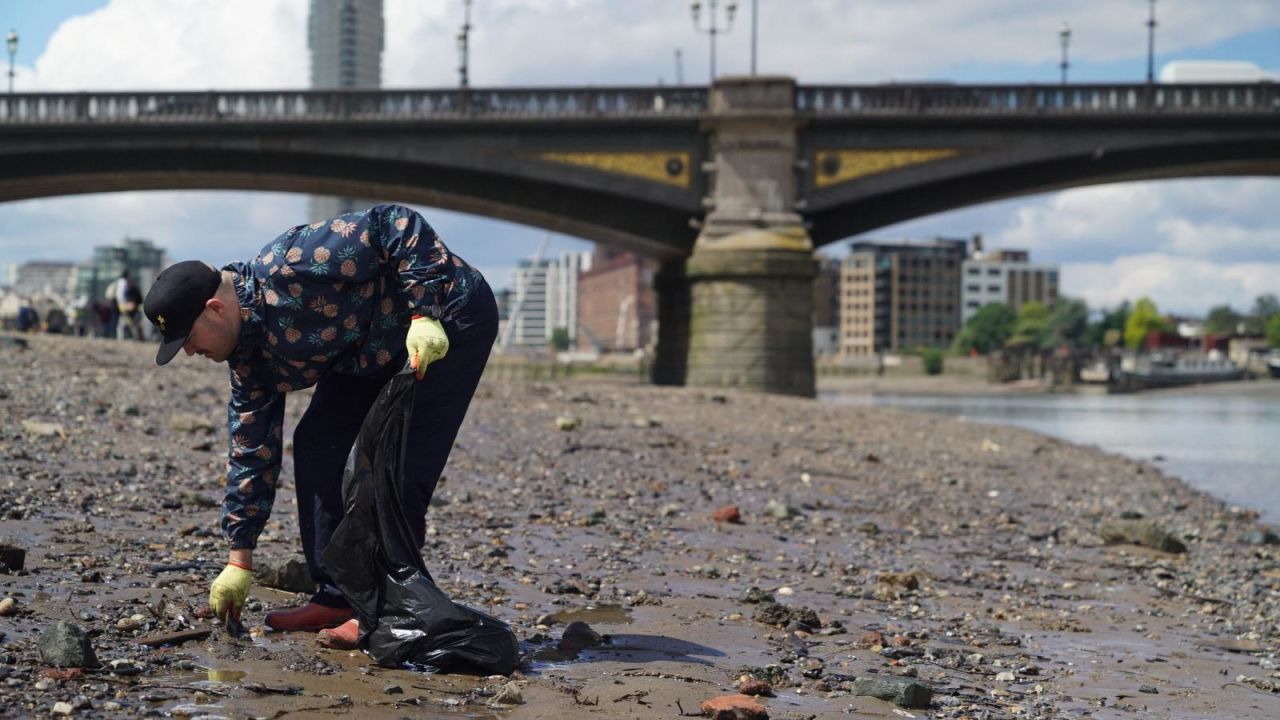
[{"xmin": 576, "ymin": 247, "xmax": 657, "ymax": 353}]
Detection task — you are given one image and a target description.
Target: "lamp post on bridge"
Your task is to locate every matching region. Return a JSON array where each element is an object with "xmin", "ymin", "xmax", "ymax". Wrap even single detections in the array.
[
  {"xmin": 690, "ymin": 1, "xmax": 737, "ymax": 84},
  {"xmin": 1146, "ymin": 0, "xmax": 1157, "ymax": 84},
  {"xmin": 456, "ymin": 0, "xmax": 472, "ymax": 90},
  {"xmin": 5, "ymin": 29, "xmax": 16, "ymax": 95},
  {"xmin": 1058, "ymin": 21, "xmax": 1070, "ymax": 85}
]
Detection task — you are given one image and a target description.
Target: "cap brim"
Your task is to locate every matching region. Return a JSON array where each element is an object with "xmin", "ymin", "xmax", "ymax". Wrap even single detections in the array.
[{"xmin": 156, "ymin": 336, "xmax": 187, "ymax": 366}]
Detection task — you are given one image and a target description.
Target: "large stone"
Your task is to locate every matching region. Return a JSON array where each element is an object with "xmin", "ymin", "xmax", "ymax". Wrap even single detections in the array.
[
  {"xmin": 700, "ymin": 693, "xmax": 768, "ymax": 719},
  {"xmin": 168, "ymin": 414, "xmax": 215, "ymax": 434},
  {"xmin": 1098, "ymin": 520, "xmax": 1187, "ymax": 553},
  {"xmin": 255, "ymin": 555, "xmax": 316, "ymax": 593},
  {"xmin": 37, "ymin": 621, "xmax": 99, "ymax": 668},
  {"xmin": 852, "ymin": 676, "xmax": 932, "ymax": 708}
]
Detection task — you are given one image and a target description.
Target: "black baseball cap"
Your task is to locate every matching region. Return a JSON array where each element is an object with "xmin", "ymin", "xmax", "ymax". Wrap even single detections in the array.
[{"xmin": 144, "ymin": 261, "xmax": 222, "ymax": 365}]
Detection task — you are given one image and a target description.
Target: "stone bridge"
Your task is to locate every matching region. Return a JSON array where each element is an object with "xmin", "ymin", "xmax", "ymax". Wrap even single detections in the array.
[{"xmin": 3, "ymin": 78, "xmax": 1277, "ymax": 395}]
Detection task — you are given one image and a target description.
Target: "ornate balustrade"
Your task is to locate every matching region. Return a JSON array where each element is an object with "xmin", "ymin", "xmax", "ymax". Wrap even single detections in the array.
[
  {"xmin": 796, "ymin": 83, "xmax": 1280, "ymax": 115},
  {"xmin": 1, "ymin": 83, "xmax": 1275, "ymax": 124},
  {"xmin": 0, "ymin": 87, "xmax": 709, "ymax": 123}
]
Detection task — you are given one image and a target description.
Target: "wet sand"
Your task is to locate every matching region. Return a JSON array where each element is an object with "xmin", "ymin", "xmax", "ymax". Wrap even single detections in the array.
[{"xmin": 2, "ymin": 333, "xmax": 1278, "ymax": 718}]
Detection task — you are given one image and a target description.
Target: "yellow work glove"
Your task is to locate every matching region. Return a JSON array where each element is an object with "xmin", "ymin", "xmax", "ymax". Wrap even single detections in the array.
[
  {"xmin": 209, "ymin": 563, "xmax": 253, "ymax": 622},
  {"xmin": 406, "ymin": 315, "xmax": 449, "ymax": 380}
]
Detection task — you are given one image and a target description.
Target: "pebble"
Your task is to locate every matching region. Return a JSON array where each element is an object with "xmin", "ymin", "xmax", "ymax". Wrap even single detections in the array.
[
  {"xmin": 51, "ymin": 701, "xmax": 74, "ymax": 716},
  {"xmin": 0, "ymin": 598, "xmax": 15, "ymax": 616}
]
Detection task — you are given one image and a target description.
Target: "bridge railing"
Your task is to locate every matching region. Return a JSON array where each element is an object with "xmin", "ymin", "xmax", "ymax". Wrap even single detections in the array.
[
  {"xmin": 796, "ymin": 83, "xmax": 1280, "ymax": 115},
  {"xmin": 0, "ymin": 87, "xmax": 709, "ymax": 124}
]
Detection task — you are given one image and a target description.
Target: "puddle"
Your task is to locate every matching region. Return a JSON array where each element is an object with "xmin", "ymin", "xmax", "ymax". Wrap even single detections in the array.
[{"xmin": 542, "ymin": 604, "xmax": 632, "ymax": 626}]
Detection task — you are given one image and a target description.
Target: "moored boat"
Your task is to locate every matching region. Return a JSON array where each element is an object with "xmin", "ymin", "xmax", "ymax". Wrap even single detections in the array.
[{"xmin": 1114, "ymin": 351, "xmax": 1245, "ymax": 392}]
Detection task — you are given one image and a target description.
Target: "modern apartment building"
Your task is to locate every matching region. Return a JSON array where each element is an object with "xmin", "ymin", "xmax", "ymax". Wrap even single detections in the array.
[
  {"xmin": 8, "ymin": 261, "xmax": 76, "ymax": 300},
  {"xmin": 960, "ymin": 248, "xmax": 1059, "ymax": 322},
  {"xmin": 307, "ymin": 0, "xmax": 385, "ymax": 222},
  {"xmin": 502, "ymin": 252, "xmax": 592, "ymax": 350},
  {"xmin": 839, "ymin": 238, "xmax": 966, "ymax": 356},
  {"xmin": 576, "ymin": 247, "xmax": 657, "ymax": 353},
  {"xmin": 812, "ymin": 255, "xmax": 841, "ymax": 356}
]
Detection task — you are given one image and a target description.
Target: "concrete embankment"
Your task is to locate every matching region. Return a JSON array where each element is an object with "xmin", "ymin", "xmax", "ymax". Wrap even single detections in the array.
[{"xmin": 1, "ymin": 333, "xmax": 1278, "ymax": 718}]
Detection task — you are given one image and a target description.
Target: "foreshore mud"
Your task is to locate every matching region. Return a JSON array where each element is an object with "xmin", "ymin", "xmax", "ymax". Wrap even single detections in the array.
[{"xmin": 2, "ymin": 333, "xmax": 1278, "ymax": 718}]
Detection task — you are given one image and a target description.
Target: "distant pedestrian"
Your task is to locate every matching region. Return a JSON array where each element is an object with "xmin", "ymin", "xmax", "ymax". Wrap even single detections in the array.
[
  {"xmin": 114, "ymin": 271, "xmax": 144, "ymax": 340},
  {"xmin": 15, "ymin": 301, "xmax": 38, "ymax": 333},
  {"xmin": 143, "ymin": 205, "xmax": 497, "ymax": 650}
]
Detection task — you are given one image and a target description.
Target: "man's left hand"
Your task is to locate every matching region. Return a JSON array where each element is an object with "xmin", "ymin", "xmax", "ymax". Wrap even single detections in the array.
[{"xmin": 407, "ymin": 316, "xmax": 449, "ymax": 380}]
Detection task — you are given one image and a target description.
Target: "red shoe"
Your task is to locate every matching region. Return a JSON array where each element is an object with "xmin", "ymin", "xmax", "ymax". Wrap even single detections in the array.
[
  {"xmin": 317, "ymin": 619, "xmax": 360, "ymax": 650},
  {"xmin": 264, "ymin": 603, "xmax": 353, "ymax": 632}
]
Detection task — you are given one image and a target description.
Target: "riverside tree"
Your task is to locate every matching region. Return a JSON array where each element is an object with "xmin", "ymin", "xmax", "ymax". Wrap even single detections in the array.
[
  {"xmin": 953, "ymin": 303, "xmax": 1015, "ymax": 354},
  {"xmin": 1267, "ymin": 313, "xmax": 1280, "ymax": 349},
  {"xmin": 1124, "ymin": 297, "xmax": 1172, "ymax": 350}
]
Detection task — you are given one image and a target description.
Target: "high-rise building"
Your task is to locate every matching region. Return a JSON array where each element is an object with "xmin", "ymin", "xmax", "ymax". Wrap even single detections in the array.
[
  {"xmin": 502, "ymin": 252, "xmax": 592, "ymax": 350},
  {"xmin": 75, "ymin": 237, "xmax": 167, "ymax": 303},
  {"xmin": 840, "ymin": 238, "xmax": 967, "ymax": 356},
  {"xmin": 576, "ymin": 247, "xmax": 658, "ymax": 353},
  {"xmin": 812, "ymin": 255, "xmax": 841, "ymax": 356},
  {"xmin": 961, "ymin": 248, "xmax": 1059, "ymax": 322},
  {"xmin": 307, "ymin": 0, "xmax": 385, "ymax": 222}
]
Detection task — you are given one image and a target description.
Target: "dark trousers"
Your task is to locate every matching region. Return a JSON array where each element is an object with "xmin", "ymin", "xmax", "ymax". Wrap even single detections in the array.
[{"xmin": 292, "ymin": 281, "xmax": 498, "ymax": 607}]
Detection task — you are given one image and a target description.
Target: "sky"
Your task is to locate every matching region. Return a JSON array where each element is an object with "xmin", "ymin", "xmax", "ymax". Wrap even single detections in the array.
[{"xmin": 1, "ymin": 0, "xmax": 1278, "ymax": 315}]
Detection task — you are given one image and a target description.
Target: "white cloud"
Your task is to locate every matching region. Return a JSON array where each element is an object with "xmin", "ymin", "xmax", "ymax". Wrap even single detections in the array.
[
  {"xmin": 1064, "ymin": 254, "xmax": 1280, "ymax": 314},
  {"xmin": 989, "ymin": 179, "xmax": 1280, "ymax": 263}
]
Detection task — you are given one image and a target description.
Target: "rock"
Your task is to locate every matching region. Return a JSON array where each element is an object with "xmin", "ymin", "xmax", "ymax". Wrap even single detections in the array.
[
  {"xmin": 0, "ymin": 542, "xmax": 25, "ymax": 571},
  {"xmin": 554, "ymin": 416, "xmax": 578, "ymax": 431},
  {"xmin": 490, "ymin": 681, "xmax": 524, "ymax": 705},
  {"xmin": 852, "ymin": 676, "xmax": 932, "ymax": 708},
  {"xmin": 108, "ymin": 659, "xmax": 144, "ymax": 676},
  {"xmin": 737, "ymin": 678, "xmax": 773, "ymax": 696},
  {"xmin": 1098, "ymin": 520, "xmax": 1187, "ymax": 553},
  {"xmin": 712, "ymin": 505, "xmax": 742, "ymax": 524},
  {"xmin": 739, "ymin": 587, "xmax": 774, "ymax": 605},
  {"xmin": 558, "ymin": 621, "xmax": 603, "ymax": 653},
  {"xmin": 254, "ymin": 554, "xmax": 316, "ymax": 593},
  {"xmin": 37, "ymin": 621, "xmax": 98, "ymax": 669},
  {"xmin": 168, "ymin": 414, "xmax": 215, "ymax": 434},
  {"xmin": 21, "ymin": 420, "xmax": 66, "ymax": 438},
  {"xmin": 752, "ymin": 601, "xmax": 792, "ymax": 627},
  {"xmin": 859, "ymin": 630, "xmax": 885, "ymax": 647},
  {"xmin": 995, "ymin": 670, "xmax": 1015, "ymax": 682},
  {"xmin": 701, "ymin": 693, "xmax": 768, "ymax": 719},
  {"xmin": 382, "ymin": 684, "xmax": 403, "ymax": 694},
  {"xmin": 763, "ymin": 499, "xmax": 800, "ymax": 519},
  {"xmin": 51, "ymin": 701, "xmax": 74, "ymax": 716},
  {"xmin": 115, "ymin": 615, "xmax": 145, "ymax": 632},
  {"xmin": 0, "ymin": 597, "xmax": 15, "ymax": 616}
]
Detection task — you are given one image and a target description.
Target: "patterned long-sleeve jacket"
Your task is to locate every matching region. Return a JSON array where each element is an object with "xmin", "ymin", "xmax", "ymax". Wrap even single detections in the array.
[{"xmin": 220, "ymin": 205, "xmax": 484, "ymax": 549}]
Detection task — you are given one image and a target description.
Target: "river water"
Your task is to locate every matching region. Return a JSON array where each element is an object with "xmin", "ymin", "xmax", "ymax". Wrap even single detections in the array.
[{"xmin": 821, "ymin": 388, "xmax": 1280, "ymax": 523}]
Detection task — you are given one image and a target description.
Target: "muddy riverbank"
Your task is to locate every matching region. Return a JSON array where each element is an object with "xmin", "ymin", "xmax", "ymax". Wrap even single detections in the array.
[{"xmin": 2, "ymin": 333, "xmax": 1278, "ymax": 718}]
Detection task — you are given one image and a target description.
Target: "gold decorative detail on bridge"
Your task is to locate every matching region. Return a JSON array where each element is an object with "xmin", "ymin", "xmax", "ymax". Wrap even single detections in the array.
[
  {"xmin": 537, "ymin": 151, "xmax": 692, "ymax": 188},
  {"xmin": 813, "ymin": 149, "xmax": 960, "ymax": 187}
]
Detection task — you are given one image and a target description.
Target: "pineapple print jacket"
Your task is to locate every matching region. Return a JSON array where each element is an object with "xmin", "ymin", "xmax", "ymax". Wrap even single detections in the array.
[{"xmin": 219, "ymin": 205, "xmax": 484, "ymax": 550}]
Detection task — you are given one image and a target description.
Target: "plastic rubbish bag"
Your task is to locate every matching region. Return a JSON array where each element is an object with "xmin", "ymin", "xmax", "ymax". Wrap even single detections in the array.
[{"xmin": 321, "ymin": 369, "xmax": 519, "ymax": 674}]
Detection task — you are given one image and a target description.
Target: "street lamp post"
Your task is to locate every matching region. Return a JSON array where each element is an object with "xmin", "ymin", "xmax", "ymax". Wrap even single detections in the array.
[
  {"xmin": 690, "ymin": 1, "xmax": 737, "ymax": 84},
  {"xmin": 5, "ymin": 29, "xmax": 17, "ymax": 95},
  {"xmin": 1059, "ymin": 21, "xmax": 1071, "ymax": 85},
  {"xmin": 456, "ymin": 0, "xmax": 472, "ymax": 90},
  {"xmin": 749, "ymin": 0, "xmax": 757, "ymax": 75},
  {"xmin": 1146, "ymin": 0, "xmax": 1157, "ymax": 83}
]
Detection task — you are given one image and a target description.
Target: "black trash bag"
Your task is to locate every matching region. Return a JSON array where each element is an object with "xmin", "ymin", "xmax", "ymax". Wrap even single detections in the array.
[{"xmin": 321, "ymin": 369, "xmax": 519, "ymax": 675}]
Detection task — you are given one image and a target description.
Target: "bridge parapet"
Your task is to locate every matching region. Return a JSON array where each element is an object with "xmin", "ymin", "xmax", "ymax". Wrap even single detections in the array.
[
  {"xmin": 797, "ymin": 83, "xmax": 1280, "ymax": 115},
  {"xmin": 0, "ymin": 86, "xmax": 709, "ymax": 124}
]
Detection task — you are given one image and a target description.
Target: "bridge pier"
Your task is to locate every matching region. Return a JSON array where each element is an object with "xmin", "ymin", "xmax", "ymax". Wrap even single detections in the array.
[{"xmin": 675, "ymin": 75, "xmax": 817, "ymax": 397}]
